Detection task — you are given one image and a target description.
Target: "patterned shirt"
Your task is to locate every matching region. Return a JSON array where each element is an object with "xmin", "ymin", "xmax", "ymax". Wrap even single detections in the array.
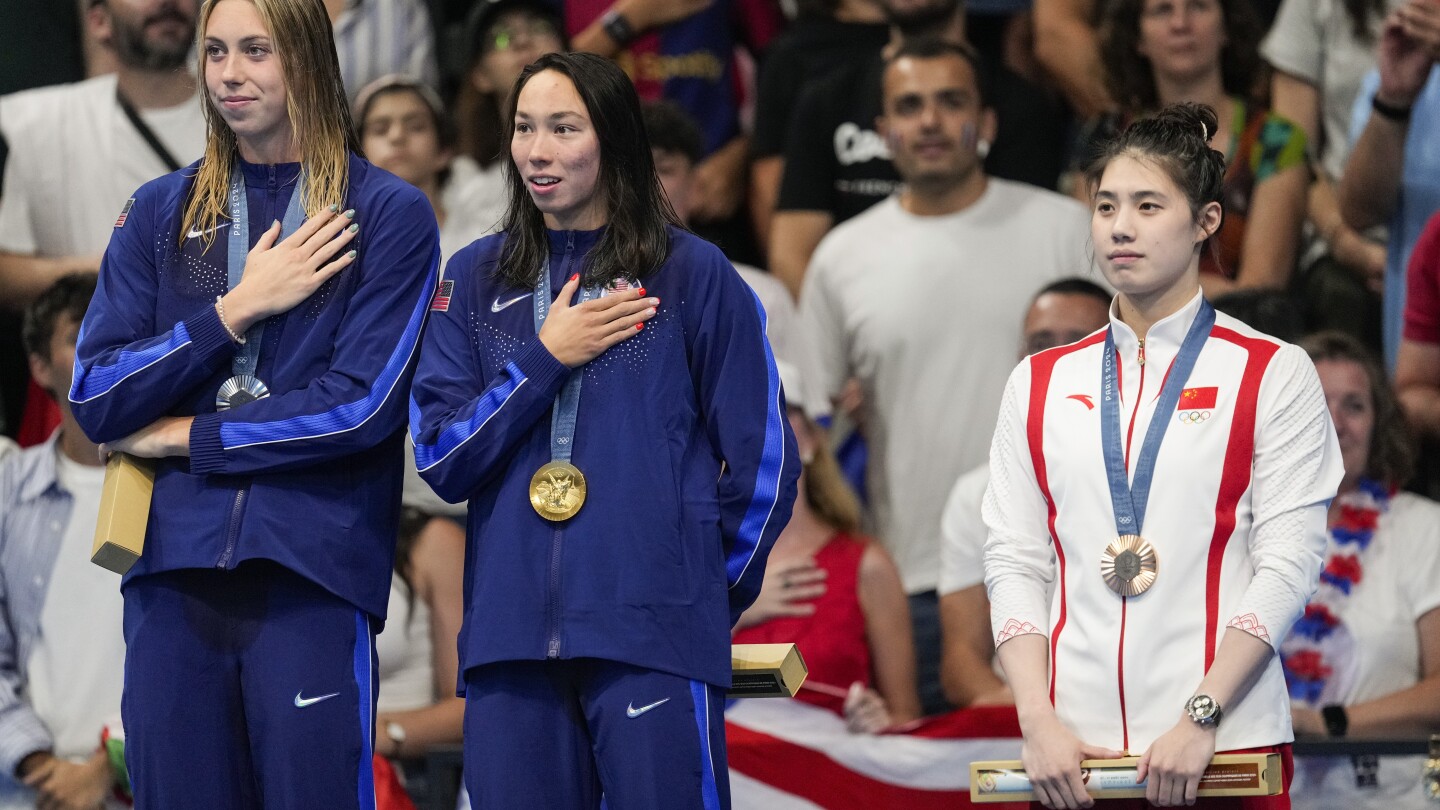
[{"xmin": 332, "ymin": 0, "xmax": 439, "ymax": 103}]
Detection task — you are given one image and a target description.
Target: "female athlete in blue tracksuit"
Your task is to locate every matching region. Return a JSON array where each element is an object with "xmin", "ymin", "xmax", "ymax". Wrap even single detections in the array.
[
  {"xmin": 410, "ymin": 52, "xmax": 799, "ymax": 809},
  {"xmin": 68, "ymin": 1, "xmax": 437, "ymax": 807}
]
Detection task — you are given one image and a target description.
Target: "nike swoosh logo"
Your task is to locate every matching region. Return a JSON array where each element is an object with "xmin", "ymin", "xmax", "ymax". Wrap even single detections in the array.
[
  {"xmin": 626, "ymin": 697, "xmax": 671, "ymax": 718},
  {"xmin": 186, "ymin": 222, "xmax": 230, "ymax": 239},
  {"xmin": 492, "ymin": 293, "xmax": 532, "ymax": 313},
  {"xmin": 293, "ymin": 691, "xmax": 340, "ymax": 708}
]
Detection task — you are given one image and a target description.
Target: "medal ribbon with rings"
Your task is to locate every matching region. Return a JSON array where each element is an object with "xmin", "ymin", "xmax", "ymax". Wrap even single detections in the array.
[
  {"xmin": 217, "ymin": 164, "xmax": 307, "ymax": 411},
  {"xmin": 1098, "ymin": 299, "xmax": 1215, "ymax": 597},
  {"xmin": 528, "ymin": 260, "xmax": 600, "ymax": 521}
]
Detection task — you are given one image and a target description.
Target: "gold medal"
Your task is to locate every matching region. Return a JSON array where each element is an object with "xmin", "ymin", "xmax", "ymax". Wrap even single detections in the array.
[
  {"xmin": 529, "ymin": 461, "xmax": 587, "ymax": 521},
  {"xmin": 1101, "ymin": 534, "xmax": 1158, "ymax": 596}
]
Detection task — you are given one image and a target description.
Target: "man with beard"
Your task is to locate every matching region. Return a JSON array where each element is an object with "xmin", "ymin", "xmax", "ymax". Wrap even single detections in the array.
[
  {"xmin": 799, "ymin": 38, "xmax": 1091, "ymax": 713},
  {"xmin": 0, "ymin": 0, "xmax": 205, "ymax": 444},
  {"xmin": 769, "ymin": 0, "xmax": 1069, "ymax": 298}
]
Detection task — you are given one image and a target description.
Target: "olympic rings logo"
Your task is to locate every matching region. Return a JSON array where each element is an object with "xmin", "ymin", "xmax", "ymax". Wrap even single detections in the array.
[{"xmin": 1177, "ymin": 410, "xmax": 1211, "ymax": 424}]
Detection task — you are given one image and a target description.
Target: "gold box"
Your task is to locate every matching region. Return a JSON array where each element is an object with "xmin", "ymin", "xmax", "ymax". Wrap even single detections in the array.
[
  {"xmin": 970, "ymin": 753, "xmax": 1283, "ymax": 802},
  {"xmin": 729, "ymin": 643, "xmax": 808, "ymax": 698},
  {"xmin": 91, "ymin": 453, "xmax": 154, "ymax": 574}
]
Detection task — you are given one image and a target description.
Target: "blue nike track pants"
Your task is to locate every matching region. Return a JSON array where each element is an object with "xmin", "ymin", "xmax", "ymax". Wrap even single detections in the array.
[
  {"xmin": 121, "ymin": 561, "xmax": 380, "ymax": 810},
  {"xmin": 463, "ymin": 659, "xmax": 730, "ymax": 809}
]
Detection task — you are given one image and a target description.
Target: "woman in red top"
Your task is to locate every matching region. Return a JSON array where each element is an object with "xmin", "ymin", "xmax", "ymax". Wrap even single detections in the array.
[{"xmin": 733, "ymin": 361, "xmax": 921, "ymax": 731}]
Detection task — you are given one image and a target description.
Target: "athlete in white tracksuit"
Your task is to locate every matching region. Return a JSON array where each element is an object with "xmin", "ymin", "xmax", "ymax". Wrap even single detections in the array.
[{"xmin": 982, "ymin": 104, "xmax": 1343, "ymax": 810}]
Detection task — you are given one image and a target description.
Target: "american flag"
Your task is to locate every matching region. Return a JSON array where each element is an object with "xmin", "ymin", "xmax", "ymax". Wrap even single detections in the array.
[
  {"xmin": 430, "ymin": 279, "xmax": 453, "ymax": 312},
  {"xmin": 114, "ymin": 198, "xmax": 135, "ymax": 228}
]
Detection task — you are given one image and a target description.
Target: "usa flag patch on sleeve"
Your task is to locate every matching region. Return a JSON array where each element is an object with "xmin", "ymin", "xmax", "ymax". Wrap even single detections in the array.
[
  {"xmin": 114, "ymin": 198, "xmax": 135, "ymax": 228},
  {"xmin": 430, "ymin": 279, "xmax": 453, "ymax": 312}
]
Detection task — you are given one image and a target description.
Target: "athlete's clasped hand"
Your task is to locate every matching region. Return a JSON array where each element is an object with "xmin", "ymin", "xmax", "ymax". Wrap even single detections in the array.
[
  {"xmin": 1018, "ymin": 712, "xmax": 1122, "ymax": 810},
  {"xmin": 538, "ymin": 273, "xmax": 658, "ymax": 368},
  {"xmin": 1136, "ymin": 718, "xmax": 1217, "ymax": 807},
  {"xmin": 220, "ymin": 204, "xmax": 360, "ymax": 336}
]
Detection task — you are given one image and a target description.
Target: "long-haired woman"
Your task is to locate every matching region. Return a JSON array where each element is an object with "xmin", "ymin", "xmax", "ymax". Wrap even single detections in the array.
[
  {"xmin": 984, "ymin": 103, "xmax": 1343, "ymax": 809},
  {"xmin": 409, "ymin": 52, "xmax": 798, "ymax": 809},
  {"xmin": 68, "ymin": 0, "xmax": 439, "ymax": 805}
]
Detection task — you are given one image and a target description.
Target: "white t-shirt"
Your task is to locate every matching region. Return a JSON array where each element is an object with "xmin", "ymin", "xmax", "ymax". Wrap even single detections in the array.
[
  {"xmin": 22, "ymin": 452, "xmax": 126, "ymax": 809},
  {"xmin": 1288, "ymin": 492, "xmax": 1440, "ymax": 810},
  {"xmin": 375, "ymin": 572, "xmax": 434, "ymax": 714},
  {"xmin": 1261, "ymin": 0, "xmax": 1404, "ymax": 180},
  {"xmin": 0, "ymin": 74, "xmax": 206, "ymax": 258},
  {"xmin": 800, "ymin": 181, "xmax": 1093, "ymax": 593},
  {"xmin": 439, "ymin": 156, "xmax": 505, "ymax": 263},
  {"xmin": 938, "ymin": 463, "xmax": 990, "ymax": 597},
  {"xmin": 735, "ymin": 263, "xmax": 830, "ymax": 419}
]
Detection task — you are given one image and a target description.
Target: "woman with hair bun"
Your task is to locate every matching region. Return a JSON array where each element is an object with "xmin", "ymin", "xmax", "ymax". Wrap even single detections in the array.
[{"xmin": 983, "ymin": 102, "xmax": 1344, "ymax": 809}]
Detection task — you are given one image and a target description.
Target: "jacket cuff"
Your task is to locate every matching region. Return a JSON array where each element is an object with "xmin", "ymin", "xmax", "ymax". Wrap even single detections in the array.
[
  {"xmin": 0, "ymin": 708, "xmax": 53, "ymax": 780},
  {"xmin": 511, "ymin": 336, "xmax": 570, "ymax": 400},
  {"xmin": 181, "ymin": 300, "xmax": 241, "ymax": 368},
  {"xmin": 189, "ymin": 412, "xmax": 227, "ymax": 475}
]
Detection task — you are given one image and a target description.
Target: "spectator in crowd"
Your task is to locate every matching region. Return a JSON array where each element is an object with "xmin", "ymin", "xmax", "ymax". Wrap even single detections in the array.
[
  {"xmin": 0, "ymin": 0, "xmax": 206, "ymax": 447},
  {"xmin": 734, "ymin": 360, "xmax": 921, "ymax": 733},
  {"xmin": 748, "ymin": 0, "xmax": 889, "ymax": 253},
  {"xmin": 0, "ymin": 274, "xmax": 126, "ymax": 810},
  {"xmin": 1209, "ymin": 288, "xmax": 1306, "ymax": 343},
  {"xmin": 1338, "ymin": 0, "xmax": 1440, "ymax": 368},
  {"xmin": 1398, "ymin": 211, "xmax": 1440, "ymax": 436},
  {"xmin": 1263, "ymin": 0, "xmax": 1396, "ymax": 346},
  {"xmin": 356, "ymin": 74, "xmax": 503, "ymax": 261},
  {"xmin": 1032, "ymin": 0, "xmax": 1115, "ymax": 119},
  {"xmin": 1283, "ymin": 331, "xmax": 1440, "ymax": 810},
  {"xmin": 569, "ymin": 0, "xmax": 785, "ymax": 228},
  {"xmin": 642, "ymin": 98, "xmax": 831, "ymax": 419},
  {"xmin": 1099, "ymin": 0, "xmax": 1310, "ymax": 297},
  {"xmin": 936, "ymin": 277, "xmax": 1110, "ymax": 710},
  {"xmin": 324, "ymin": 0, "xmax": 439, "ymax": 102},
  {"xmin": 373, "ymin": 509, "xmax": 466, "ymax": 763},
  {"xmin": 772, "ymin": 0, "xmax": 1071, "ymax": 298},
  {"xmin": 453, "ymin": 0, "xmax": 566, "ymax": 192},
  {"xmin": 69, "ymin": 0, "xmax": 439, "ymax": 802},
  {"xmin": 800, "ymin": 38, "xmax": 1092, "ymax": 714},
  {"xmin": 987, "ymin": 103, "xmax": 1341, "ymax": 810}
]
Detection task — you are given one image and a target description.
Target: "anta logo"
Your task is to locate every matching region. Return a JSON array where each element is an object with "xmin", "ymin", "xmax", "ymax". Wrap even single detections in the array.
[
  {"xmin": 834, "ymin": 123, "xmax": 890, "ymax": 166},
  {"xmin": 1066, "ymin": 394, "xmax": 1095, "ymax": 410}
]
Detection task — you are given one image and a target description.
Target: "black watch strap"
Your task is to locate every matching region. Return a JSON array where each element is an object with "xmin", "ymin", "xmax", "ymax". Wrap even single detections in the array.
[
  {"xmin": 1322, "ymin": 704, "xmax": 1349, "ymax": 738},
  {"xmin": 1371, "ymin": 95, "xmax": 1413, "ymax": 122},
  {"xmin": 601, "ymin": 9, "xmax": 637, "ymax": 47}
]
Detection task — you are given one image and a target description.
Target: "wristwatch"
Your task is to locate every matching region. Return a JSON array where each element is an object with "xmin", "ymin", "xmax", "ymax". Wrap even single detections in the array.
[
  {"xmin": 1185, "ymin": 694, "xmax": 1223, "ymax": 728},
  {"xmin": 600, "ymin": 8, "xmax": 637, "ymax": 47},
  {"xmin": 1321, "ymin": 704, "xmax": 1348, "ymax": 738},
  {"xmin": 384, "ymin": 720, "xmax": 407, "ymax": 757}
]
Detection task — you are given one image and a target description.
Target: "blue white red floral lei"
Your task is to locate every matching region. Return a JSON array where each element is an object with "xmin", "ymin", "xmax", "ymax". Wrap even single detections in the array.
[{"xmin": 1280, "ymin": 478, "xmax": 1390, "ymax": 706}]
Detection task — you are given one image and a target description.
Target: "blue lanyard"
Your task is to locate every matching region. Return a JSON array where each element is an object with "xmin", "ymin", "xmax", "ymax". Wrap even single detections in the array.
[
  {"xmin": 226, "ymin": 164, "xmax": 307, "ymax": 378},
  {"xmin": 1099, "ymin": 299, "xmax": 1215, "ymax": 537},
  {"xmin": 532, "ymin": 263, "xmax": 600, "ymax": 463}
]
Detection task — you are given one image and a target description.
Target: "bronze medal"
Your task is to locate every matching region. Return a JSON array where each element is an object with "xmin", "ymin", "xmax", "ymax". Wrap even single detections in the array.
[
  {"xmin": 529, "ymin": 461, "xmax": 587, "ymax": 521},
  {"xmin": 1101, "ymin": 534, "xmax": 1158, "ymax": 597}
]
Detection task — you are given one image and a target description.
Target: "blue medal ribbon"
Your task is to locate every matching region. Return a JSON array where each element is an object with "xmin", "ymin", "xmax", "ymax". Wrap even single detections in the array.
[
  {"xmin": 225, "ymin": 164, "xmax": 307, "ymax": 379},
  {"xmin": 533, "ymin": 263, "xmax": 600, "ymax": 463},
  {"xmin": 1099, "ymin": 299, "xmax": 1215, "ymax": 537}
]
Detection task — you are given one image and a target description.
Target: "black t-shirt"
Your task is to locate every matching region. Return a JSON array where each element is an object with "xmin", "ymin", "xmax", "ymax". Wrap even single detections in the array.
[
  {"xmin": 776, "ymin": 50, "xmax": 1069, "ymax": 223},
  {"xmin": 752, "ymin": 17, "xmax": 891, "ymax": 159}
]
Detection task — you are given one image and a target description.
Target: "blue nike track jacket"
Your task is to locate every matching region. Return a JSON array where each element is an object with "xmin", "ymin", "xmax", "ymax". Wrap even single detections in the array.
[
  {"xmin": 410, "ymin": 226, "xmax": 799, "ymax": 688},
  {"xmin": 70, "ymin": 155, "xmax": 439, "ymax": 618}
]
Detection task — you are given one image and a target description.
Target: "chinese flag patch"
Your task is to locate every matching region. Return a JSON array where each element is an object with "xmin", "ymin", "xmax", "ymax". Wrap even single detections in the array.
[
  {"xmin": 1178, "ymin": 386, "xmax": 1218, "ymax": 410},
  {"xmin": 114, "ymin": 198, "xmax": 135, "ymax": 228},
  {"xmin": 430, "ymin": 279, "xmax": 453, "ymax": 312}
]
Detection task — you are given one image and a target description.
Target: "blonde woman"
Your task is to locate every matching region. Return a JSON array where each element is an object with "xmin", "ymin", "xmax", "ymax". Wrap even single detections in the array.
[{"xmin": 68, "ymin": 0, "xmax": 439, "ymax": 806}]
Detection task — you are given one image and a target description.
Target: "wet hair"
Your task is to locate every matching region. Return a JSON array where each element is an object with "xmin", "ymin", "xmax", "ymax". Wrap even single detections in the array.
[
  {"xmin": 1085, "ymin": 102, "xmax": 1227, "ymax": 230},
  {"xmin": 1033, "ymin": 277, "xmax": 1111, "ymax": 309},
  {"xmin": 1300, "ymin": 330, "xmax": 1416, "ymax": 488},
  {"xmin": 23, "ymin": 273, "xmax": 98, "ymax": 361},
  {"xmin": 885, "ymin": 36, "xmax": 991, "ymax": 109},
  {"xmin": 642, "ymin": 100, "xmax": 704, "ymax": 165},
  {"xmin": 496, "ymin": 52, "xmax": 682, "ymax": 290},
  {"xmin": 1100, "ymin": 0, "xmax": 1262, "ymax": 111}
]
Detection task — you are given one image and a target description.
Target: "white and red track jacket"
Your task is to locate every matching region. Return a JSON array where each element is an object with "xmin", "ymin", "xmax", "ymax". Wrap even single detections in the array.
[{"xmin": 983, "ymin": 292, "xmax": 1343, "ymax": 755}]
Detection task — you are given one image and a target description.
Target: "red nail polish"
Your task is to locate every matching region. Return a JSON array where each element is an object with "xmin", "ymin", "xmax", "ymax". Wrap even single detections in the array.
[
  {"xmin": 635, "ymin": 323, "xmax": 643, "ymax": 331},
  {"xmin": 570, "ymin": 273, "xmax": 579, "ymax": 282},
  {"xmin": 637, "ymin": 287, "xmax": 646, "ymax": 296}
]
